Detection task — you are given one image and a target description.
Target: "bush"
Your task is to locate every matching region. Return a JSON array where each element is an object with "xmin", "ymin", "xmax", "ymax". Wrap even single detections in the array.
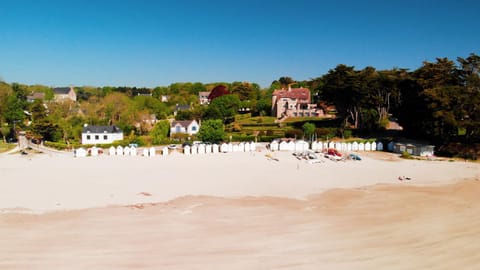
[
  {"xmin": 343, "ymin": 129, "xmax": 353, "ymax": 139},
  {"xmin": 258, "ymin": 135, "xmax": 279, "ymax": 142},
  {"xmin": 230, "ymin": 134, "xmax": 256, "ymax": 142},
  {"xmin": 285, "ymin": 129, "xmax": 303, "ymax": 139},
  {"xmin": 401, "ymin": 151, "xmax": 413, "ymax": 159},
  {"xmin": 314, "ymin": 128, "xmax": 337, "ymax": 139}
]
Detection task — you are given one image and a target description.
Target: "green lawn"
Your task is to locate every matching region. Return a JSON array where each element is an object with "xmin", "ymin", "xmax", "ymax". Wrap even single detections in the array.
[{"xmin": 0, "ymin": 142, "xmax": 16, "ymax": 153}]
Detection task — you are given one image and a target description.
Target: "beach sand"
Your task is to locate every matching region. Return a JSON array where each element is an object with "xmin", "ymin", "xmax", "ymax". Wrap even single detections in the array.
[{"xmin": 1, "ymin": 149, "xmax": 479, "ymax": 269}]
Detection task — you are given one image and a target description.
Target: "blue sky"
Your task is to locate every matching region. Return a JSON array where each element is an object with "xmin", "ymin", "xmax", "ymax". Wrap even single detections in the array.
[{"xmin": 1, "ymin": 0, "xmax": 479, "ymax": 88}]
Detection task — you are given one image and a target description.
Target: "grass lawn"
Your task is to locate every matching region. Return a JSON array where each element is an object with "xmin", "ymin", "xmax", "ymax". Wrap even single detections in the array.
[{"xmin": 0, "ymin": 141, "xmax": 17, "ymax": 153}]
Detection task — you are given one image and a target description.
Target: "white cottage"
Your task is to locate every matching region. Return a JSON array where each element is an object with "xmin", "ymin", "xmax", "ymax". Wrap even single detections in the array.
[
  {"xmin": 81, "ymin": 125, "xmax": 124, "ymax": 145},
  {"xmin": 170, "ymin": 120, "xmax": 200, "ymax": 136}
]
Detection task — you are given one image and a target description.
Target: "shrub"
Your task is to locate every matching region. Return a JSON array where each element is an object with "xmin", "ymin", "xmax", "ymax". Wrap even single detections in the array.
[
  {"xmin": 285, "ymin": 129, "xmax": 303, "ymax": 139},
  {"xmin": 401, "ymin": 151, "xmax": 413, "ymax": 159}
]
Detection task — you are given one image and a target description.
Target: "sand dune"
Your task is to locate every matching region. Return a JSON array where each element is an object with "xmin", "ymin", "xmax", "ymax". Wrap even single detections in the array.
[{"xmin": 1, "ymin": 149, "xmax": 479, "ymax": 269}]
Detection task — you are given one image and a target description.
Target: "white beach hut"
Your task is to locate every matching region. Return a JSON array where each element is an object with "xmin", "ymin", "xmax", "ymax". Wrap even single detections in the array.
[
  {"xmin": 130, "ymin": 147, "xmax": 137, "ymax": 156},
  {"xmin": 149, "ymin": 147, "xmax": 156, "ymax": 157},
  {"xmin": 90, "ymin": 146, "xmax": 99, "ymax": 156},
  {"xmin": 116, "ymin": 145, "xmax": 124, "ymax": 156},
  {"xmin": 295, "ymin": 140, "xmax": 309, "ymax": 152},
  {"xmin": 244, "ymin": 142, "xmax": 250, "ymax": 152},
  {"xmin": 162, "ymin": 147, "xmax": 169, "ymax": 156},
  {"xmin": 212, "ymin": 144, "xmax": 219, "ymax": 154},
  {"xmin": 316, "ymin": 141, "xmax": 324, "ymax": 152},
  {"xmin": 328, "ymin": 141, "xmax": 335, "ymax": 149},
  {"xmin": 220, "ymin": 143, "xmax": 228, "ymax": 153},
  {"xmin": 288, "ymin": 141, "xmax": 295, "ymax": 151},
  {"xmin": 205, "ymin": 144, "xmax": 212, "ymax": 154},
  {"xmin": 358, "ymin": 142, "xmax": 365, "ymax": 151},
  {"xmin": 279, "ymin": 141, "xmax": 288, "ymax": 151},
  {"xmin": 123, "ymin": 146, "xmax": 131, "ymax": 156},
  {"xmin": 227, "ymin": 143, "xmax": 233, "ymax": 152},
  {"xmin": 232, "ymin": 144, "xmax": 239, "ymax": 152},
  {"xmin": 341, "ymin": 142, "xmax": 347, "ymax": 152},
  {"xmin": 198, "ymin": 144, "xmax": 206, "ymax": 154},
  {"xmin": 323, "ymin": 142, "xmax": 328, "ymax": 150},
  {"xmin": 371, "ymin": 141, "xmax": 377, "ymax": 151},
  {"xmin": 75, "ymin": 147, "xmax": 87, "ymax": 157},
  {"xmin": 238, "ymin": 142, "xmax": 245, "ymax": 152},
  {"xmin": 270, "ymin": 141, "xmax": 279, "ymax": 151},
  {"xmin": 352, "ymin": 141, "xmax": 359, "ymax": 151},
  {"xmin": 191, "ymin": 144, "xmax": 197, "ymax": 155},
  {"xmin": 142, "ymin": 148, "xmax": 149, "ymax": 156},
  {"xmin": 347, "ymin": 143, "xmax": 352, "ymax": 151},
  {"xmin": 377, "ymin": 142, "xmax": 384, "ymax": 151},
  {"xmin": 109, "ymin": 146, "xmax": 116, "ymax": 156},
  {"xmin": 365, "ymin": 142, "xmax": 371, "ymax": 151},
  {"xmin": 250, "ymin": 142, "xmax": 256, "ymax": 152},
  {"xmin": 311, "ymin": 141, "xmax": 318, "ymax": 151},
  {"xmin": 335, "ymin": 142, "xmax": 342, "ymax": 151},
  {"xmin": 184, "ymin": 145, "xmax": 191, "ymax": 155}
]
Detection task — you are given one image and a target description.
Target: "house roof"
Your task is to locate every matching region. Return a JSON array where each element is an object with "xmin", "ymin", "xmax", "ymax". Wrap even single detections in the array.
[
  {"xmin": 53, "ymin": 87, "xmax": 73, "ymax": 95},
  {"xmin": 199, "ymin": 91, "xmax": 211, "ymax": 96},
  {"xmin": 82, "ymin": 125, "xmax": 123, "ymax": 133},
  {"xmin": 171, "ymin": 120, "xmax": 197, "ymax": 128},
  {"xmin": 272, "ymin": 88, "xmax": 310, "ymax": 100}
]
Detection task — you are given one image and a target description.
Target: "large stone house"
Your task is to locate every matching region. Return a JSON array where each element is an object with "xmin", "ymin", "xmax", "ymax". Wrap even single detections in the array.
[
  {"xmin": 271, "ymin": 86, "xmax": 324, "ymax": 119},
  {"xmin": 198, "ymin": 91, "xmax": 211, "ymax": 105},
  {"xmin": 81, "ymin": 125, "xmax": 124, "ymax": 145},
  {"xmin": 53, "ymin": 87, "xmax": 77, "ymax": 102}
]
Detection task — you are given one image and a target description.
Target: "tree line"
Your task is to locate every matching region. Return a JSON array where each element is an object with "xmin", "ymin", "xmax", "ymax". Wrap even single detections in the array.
[
  {"xmin": 1, "ymin": 53, "xmax": 478, "ymax": 152},
  {"xmin": 305, "ymin": 53, "xmax": 479, "ymax": 147}
]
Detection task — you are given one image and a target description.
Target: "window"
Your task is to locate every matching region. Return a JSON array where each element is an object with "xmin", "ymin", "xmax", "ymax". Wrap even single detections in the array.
[
  {"xmin": 95, "ymin": 135, "xmax": 99, "ymax": 140},
  {"xmin": 86, "ymin": 135, "xmax": 91, "ymax": 140},
  {"xmin": 104, "ymin": 135, "xmax": 108, "ymax": 140},
  {"xmin": 192, "ymin": 126, "xmax": 197, "ymax": 131},
  {"xmin": 176, "ymin": 126, "xmax": 181, "ymax": 133}
]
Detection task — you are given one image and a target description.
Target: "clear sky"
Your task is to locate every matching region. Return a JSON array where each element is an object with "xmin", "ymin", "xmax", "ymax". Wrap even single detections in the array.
[{"xmin": 1, "ymin": 0, "xmax": 479, "ymax": 88}]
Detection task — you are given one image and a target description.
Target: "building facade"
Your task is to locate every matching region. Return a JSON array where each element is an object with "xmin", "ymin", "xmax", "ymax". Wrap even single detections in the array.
[
  {"xmin": 81, "ymin": 125, "xmax": 124, "ymax": 145},
  {"xmin": 271, "ymin": 86, "xmax": 324, "ymax": 119},
  {"xmin": 170, "ymin": 120, "xmax": 200, "ymax": 136}
]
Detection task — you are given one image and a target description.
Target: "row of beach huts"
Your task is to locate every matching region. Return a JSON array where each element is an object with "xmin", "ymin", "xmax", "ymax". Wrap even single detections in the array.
[{"xmin": 74, "ymin": 139, "xmax": 434, "ymax": 158}]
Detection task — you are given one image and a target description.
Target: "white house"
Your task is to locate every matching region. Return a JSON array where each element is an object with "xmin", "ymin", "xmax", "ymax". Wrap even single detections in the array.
[
  {"xmin": 81, "ymin": 125, "xmax": 124, "ymax": 145},
  {"xmin": 170, "ymin": 120, "xmax": 200, "ymax": 136}
]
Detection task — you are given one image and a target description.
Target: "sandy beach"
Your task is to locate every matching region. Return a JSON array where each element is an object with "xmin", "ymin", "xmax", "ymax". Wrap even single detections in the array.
[{"xmin": 1, "ymin": 148, "xmax": 480, "ymax": 269}]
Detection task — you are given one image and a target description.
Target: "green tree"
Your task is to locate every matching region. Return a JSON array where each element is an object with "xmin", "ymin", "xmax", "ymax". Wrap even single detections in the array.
[
  {"xmin": 321, "ymin": 64, "xmax": 360, "ymax": 129},
  {"xmin": 0, "ymin": 82, "xmax": 13, "ymax": 125},
  {"xmin": 150, "ymin": 120, "xmax": 170, "ymax": 144},
  {"xmin": 204, "ymin": 94, "xmax": 240, "ymax": 122},
  {"xmin": 231, "ymin": 82, "xmax": 254, "ymax": 101},
  {"xmin": 1, "ymin": 126, "xmax": 11, "ymax": 143},
  {"xmin": 302, "ymin": 122, "xmax": 315, "ymax": 140},
  {"xmin": 457, "ymin": 53, "xmax": 480, "ymax": 142},
  {"xmin": 4, "ymin": 94, "xmax": 25, "ymax": 125},
  {"xmin": 278, "ymin": 76, "xmax": 295, "ymax": 88},
  {"xmin": 31, "ymin": 119, "xmax": 61, "ymax": 141},
  {"xmin": 197, "ymin": 119, "xmax": 225, "ymax": 143},
  {"xmin": 30, "ymin": 99, "xmax": 47, "ymax": 121}
]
